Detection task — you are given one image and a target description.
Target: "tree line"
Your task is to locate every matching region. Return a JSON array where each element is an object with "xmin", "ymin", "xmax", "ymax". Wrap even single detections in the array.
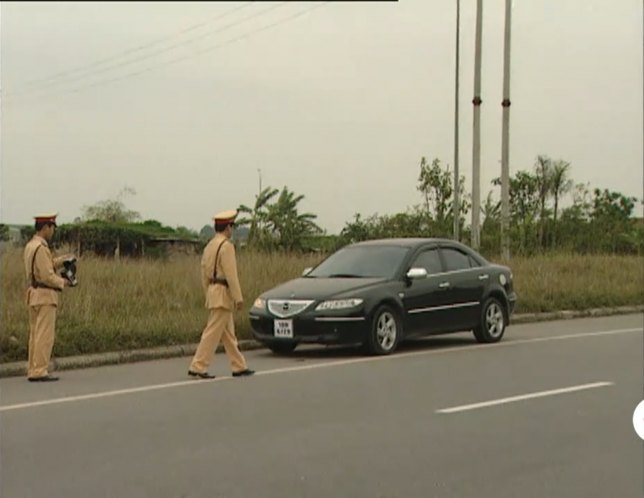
[
  {"xmin": 3, "ymin": 159, "xmax": 640, "ymax": 257},
  {"xmin": 336, "ymin": 155, "xmax": 642, "ymax": 256}
]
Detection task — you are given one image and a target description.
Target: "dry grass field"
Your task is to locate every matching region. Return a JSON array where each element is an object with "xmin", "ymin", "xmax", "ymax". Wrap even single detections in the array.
[{"xmin": 1, "ymin": 246, "xmax": 642, "ymax": 363}]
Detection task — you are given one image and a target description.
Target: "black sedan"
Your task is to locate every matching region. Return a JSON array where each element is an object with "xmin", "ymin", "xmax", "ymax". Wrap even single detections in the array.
[{"xmin": 249, "ymin": 238, "xmax": 517, "ymax": 355}]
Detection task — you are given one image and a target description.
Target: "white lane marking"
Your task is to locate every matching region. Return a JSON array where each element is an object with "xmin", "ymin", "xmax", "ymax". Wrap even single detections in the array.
[
  {"xmin": 436, "ymin": 381, "xmax": 615, "ymax": 414},
  {"xmin": 0, "ymin": 327, "xmax": 640, "ymax": 413},
  {"xmin": 0, "ymin": 377, "xmax": 235, "ymax": 412}
]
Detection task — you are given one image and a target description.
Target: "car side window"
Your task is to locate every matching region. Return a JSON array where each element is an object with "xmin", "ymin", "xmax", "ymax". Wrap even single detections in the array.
[
  {"xmin": 468, "ymin": 255, "xmax": 481, "ymax": 268},
  {"xmin": 411, "ymin": 248, "xmax": 442, "ymax": 275},
  {"xmin": 441, "ymin": 247, "xmax": 472, "ymax": 272}
]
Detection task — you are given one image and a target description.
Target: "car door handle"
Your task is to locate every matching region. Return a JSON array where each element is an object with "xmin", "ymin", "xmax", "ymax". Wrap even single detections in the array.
[
  {"xmin": 439, "ymin": 281, "xmax": 450, "ymax": 289},
  {"xmin": 478, "ymin": 274, "xmax": 489, "ymax": 280}
]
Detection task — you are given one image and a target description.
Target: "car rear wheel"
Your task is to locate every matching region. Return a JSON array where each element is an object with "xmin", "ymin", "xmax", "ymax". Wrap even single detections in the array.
[
  {"xmin": 267, "ymin": 341, "xmax": 298, "ymax": 355},
  {"xmin": 363, "ymin": 305, "xmax": 401, "ymax": 355},
  {"xmin": 473, "ymin": 297, "xmax": 506, "ymax": 343}
]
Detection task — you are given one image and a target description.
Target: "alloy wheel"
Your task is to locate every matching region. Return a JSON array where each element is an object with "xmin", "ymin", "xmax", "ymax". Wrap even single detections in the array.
[
  {"xmin": 376, "ymin": 311, "xmax": 397, "ymax": 351},
  {"xmin": 486, "ymin": 302, "xmax": 505, "ymax": 338}
]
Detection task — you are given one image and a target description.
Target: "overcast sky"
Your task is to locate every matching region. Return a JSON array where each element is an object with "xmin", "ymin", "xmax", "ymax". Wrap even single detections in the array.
[{"xmin": 1, "ymin": 1, "xmax": 642, "ymax": 234}]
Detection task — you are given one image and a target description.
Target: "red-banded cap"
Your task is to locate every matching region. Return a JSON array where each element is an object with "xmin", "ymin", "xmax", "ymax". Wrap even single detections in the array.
[
  {"xmin": 34, "ymin": 212, "xmax": 58, "ymax": 226},
  {"xmin": 213, "ymin": 209, "xmax": 238, "ymax": 224}
]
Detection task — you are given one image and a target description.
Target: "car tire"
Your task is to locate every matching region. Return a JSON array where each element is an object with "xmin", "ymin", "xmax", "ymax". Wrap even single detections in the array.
[
  {"xmin": 267, "ymin": 341, "xmax": 298, "ymax": 355},
  {"xmin": 363, "ymin": 305, "xmax": 401, "ymax": 355},
  {"xmin": 473, "ymin": 297, "xmax": 507, "ymax": 343}
]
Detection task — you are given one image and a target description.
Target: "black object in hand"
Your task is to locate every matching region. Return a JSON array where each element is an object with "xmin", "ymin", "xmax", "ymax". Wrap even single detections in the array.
[{"xmin": 61, "ymin": 257, "xmax": 78, "ymax": 286}]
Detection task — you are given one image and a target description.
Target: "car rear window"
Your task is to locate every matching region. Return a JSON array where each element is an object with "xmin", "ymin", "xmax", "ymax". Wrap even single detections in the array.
[{"xmin": 441, "ymin": 247, "xmax": 473, "ymax": 272}]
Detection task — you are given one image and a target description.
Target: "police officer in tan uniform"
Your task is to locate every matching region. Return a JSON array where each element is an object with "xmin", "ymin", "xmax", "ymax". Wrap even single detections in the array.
[
  {"xmin": 188, "ymin": 210, "xmax": 255, "ymax": 379},
  {"xmin": 23, "ymin": 213, "xmax": 74, "ymax": 382}
]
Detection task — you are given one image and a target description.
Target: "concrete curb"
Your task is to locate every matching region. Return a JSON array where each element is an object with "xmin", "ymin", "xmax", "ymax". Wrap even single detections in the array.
[
  {"xmin": 0, "ymin": 340, "xmax": 267, "ymax": 379},
  {"xmin": 510, "ymin": 305, "xmax": 644, "ymax": 324},
  {"xmin": 1, "ymin": 305, "xmax": 642, "ymax": 379}
]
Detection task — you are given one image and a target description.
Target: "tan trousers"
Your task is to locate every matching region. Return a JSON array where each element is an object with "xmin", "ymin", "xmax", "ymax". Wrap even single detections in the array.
[
  {"xmin": 190, "ymin": 308, "xmax": 247, "ymax": 374},
  {"xmin": 28, "ymin": 305, "xmax": 57, "ymax": 378}
]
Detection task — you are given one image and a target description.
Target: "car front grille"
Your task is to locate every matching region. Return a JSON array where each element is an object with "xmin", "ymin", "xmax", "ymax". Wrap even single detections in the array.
[{"xmin": 267, "ymin": 299, "xmax": 315, "ymax": 318}]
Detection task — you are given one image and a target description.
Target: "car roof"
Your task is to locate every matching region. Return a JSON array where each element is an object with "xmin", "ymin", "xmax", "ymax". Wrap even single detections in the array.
[
  {"xmin": 350, "ymin": 238, "xmax": 460, "ymax": 248},
  {"xmin": 347, "ymin": 238, "xmax": 489, "ymax": 264}
]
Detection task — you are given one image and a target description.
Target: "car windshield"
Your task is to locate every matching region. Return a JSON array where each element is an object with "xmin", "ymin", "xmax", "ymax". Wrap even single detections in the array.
[{"xmin": 307, "ymin": 245, "xmax": 410, "ymax": 279}]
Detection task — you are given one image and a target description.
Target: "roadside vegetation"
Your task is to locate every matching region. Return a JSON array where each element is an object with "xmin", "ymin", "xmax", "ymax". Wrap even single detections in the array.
[{"xmin": 1, "ymin": 156, "xmax": 641, "ymax": 363}]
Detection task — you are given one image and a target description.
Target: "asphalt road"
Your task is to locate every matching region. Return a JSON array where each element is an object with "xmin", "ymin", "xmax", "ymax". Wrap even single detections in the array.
[{"xmin": 1, "ymin": 314, "xmax": 642, "ymax": 498}]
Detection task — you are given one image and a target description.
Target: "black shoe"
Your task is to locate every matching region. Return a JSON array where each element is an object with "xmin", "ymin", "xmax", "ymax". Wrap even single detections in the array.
[
  {"xmin": 232, "ymin": 369, "xmax": 255, "ymax": 377},
  {"xmin": 28, "ymin": 375, "xmax": 59, "ymax": 382},
  {"xmin": 188, "ymin": 370, "xmax": 216, "ymax": 379}
]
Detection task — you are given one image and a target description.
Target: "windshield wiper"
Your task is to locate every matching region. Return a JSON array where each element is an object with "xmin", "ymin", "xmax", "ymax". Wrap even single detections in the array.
[{"xmin": 327, "ymin": 273, "xmax": 362, "ymax": 278}]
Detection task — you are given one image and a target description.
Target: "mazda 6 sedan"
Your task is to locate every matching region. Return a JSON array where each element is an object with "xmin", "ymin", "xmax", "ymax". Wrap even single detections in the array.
[{"xmin": 249, "ymin": 238, "xmax": 517, "ymax": 355}]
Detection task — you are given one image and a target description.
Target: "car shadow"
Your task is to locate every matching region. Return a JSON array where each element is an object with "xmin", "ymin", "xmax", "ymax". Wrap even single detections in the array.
[{"xmin": 256, "ymin": 332, "xmax": 478, "ymax": 361}]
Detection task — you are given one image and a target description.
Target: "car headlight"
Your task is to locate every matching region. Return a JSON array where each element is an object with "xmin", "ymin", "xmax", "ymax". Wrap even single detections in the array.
[
  {"xmin": 253, "ymin": 298, "xmax": 266, "ymax": 310},
  {"xmin": 315, "ymin": 298, "xmax": 363, "ymax": 311}
]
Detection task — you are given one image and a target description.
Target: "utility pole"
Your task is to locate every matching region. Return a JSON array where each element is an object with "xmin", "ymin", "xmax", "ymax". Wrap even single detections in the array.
[
  {"xmin": 257, "ymin": 168, "xmax": 262, "ymax": 197},
  {"xmin": 471, "ymin": 0, "xmax": 483, "ymax": 250},
  {"xmin": 453, "ymin": 0, "xmax": 461, "ymax": 241},
  {"xmin": 500, "ymin": 0, "xmax": 512, "ymax": 260}
]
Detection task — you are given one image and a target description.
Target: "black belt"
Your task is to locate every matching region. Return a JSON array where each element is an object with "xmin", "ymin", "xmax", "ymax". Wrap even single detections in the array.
[
  {"xmin": 209, "ymin": 278, "xmax": 229, "ymax": 287},
  {"xmin": 31, "ymin": 282, "xmax": 61, "ymax": 292}
]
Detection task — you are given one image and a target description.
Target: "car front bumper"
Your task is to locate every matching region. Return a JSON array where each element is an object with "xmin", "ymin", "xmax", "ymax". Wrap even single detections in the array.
[{"xmin": 249, "ymin": 310, "xmax": 369, "ymax": 346}]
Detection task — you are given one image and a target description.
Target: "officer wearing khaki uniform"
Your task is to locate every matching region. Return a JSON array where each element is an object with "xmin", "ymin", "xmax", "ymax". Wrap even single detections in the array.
[
  {"xmin": 23, "ymin": 213, "xmax": 73, "ymax": 382},
  {"xmin": 188, "ymin": 210, "xmax": 255, "ymax": 379}
]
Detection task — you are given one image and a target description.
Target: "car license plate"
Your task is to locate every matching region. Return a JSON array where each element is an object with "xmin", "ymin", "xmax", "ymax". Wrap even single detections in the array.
[{"xmin": 274, "ymin": 319, "xmax": 294, "ymax": 338}]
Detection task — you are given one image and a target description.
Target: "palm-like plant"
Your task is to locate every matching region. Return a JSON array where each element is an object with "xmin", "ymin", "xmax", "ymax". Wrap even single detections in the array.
[
  {"xmin": 266, "ymin": 188, "xmax": 322, "ymax": 250},
  {"xmin": 237, "ymin": 187, "xmax": 279, "ymax": 246},
  {"xmin": 238, "ymin": 186, "xmax": 321, "ymax": 250},
  {"xmin": 550, "ymin": 160, "xmax": 573, "ymax": 225},
  {"xmin": 535, "ymin": 155, "xmax": 554, "ymax": 248}
]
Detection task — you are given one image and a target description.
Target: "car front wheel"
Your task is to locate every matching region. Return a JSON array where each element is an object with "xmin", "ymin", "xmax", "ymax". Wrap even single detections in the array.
[
  {"xmin": 473, "ymin": 297, "xmax": 507, "ymax": 343},
  {"xmin": 363, "ymin": 305, "xmax": 401, "ymax": 355}
]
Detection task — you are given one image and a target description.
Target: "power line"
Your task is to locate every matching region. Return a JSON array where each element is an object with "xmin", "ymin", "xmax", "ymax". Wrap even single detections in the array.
[
  {"xmin": 7, "ymin": 2, "xmax": 287, "ymax": 97},
  {"xmin": 5, "ymin": 2, "xmax": 330, "ymax": 105},
  {"xmin": 11, "ymin": 2, "xmax": 254, "ymax": 93}
]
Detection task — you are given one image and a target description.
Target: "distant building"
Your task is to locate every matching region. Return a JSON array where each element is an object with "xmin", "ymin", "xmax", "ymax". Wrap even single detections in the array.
[
  {"xmin": 147, "ymin": 236, "xmax": 202, "ymax": 256},
  {"xmin": 232, "ymin": 226, "xmax": 250, "ymax": 245},
  {"xmin": 7, "ymin": 225, "xmax": 27, "ymax": 243}
]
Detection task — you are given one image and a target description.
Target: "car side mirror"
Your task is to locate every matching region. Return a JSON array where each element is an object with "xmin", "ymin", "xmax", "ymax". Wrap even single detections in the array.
[
  {"xmin": 302, "ymin": 267, "xmax": 313, "ymax": 276},
  {"xmin": 406, "ymin": 268, "xmax": 428, "ymax": 280}
]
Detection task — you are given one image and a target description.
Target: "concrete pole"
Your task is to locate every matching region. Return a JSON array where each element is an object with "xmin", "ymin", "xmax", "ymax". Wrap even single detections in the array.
[
  {"xmin": 453, "ymin": 0, "xmax": 461, "ymax": 241},
  {"xmin": 471, "ymin": 0, "xmax": 483, "ymax": 249},
  {"xmin": 501, "ymin": 0, "xmax": 512, "ymax": 260}
]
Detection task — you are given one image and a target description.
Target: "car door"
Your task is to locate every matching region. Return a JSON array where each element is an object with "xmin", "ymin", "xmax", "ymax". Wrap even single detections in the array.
[
  {"xmin": 437, "ymin": 245, "xmax": 487, "ymax": 331},
  {"xmin": 401, "ymin": 246, "xmax": 454, "ymax": 335}
]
